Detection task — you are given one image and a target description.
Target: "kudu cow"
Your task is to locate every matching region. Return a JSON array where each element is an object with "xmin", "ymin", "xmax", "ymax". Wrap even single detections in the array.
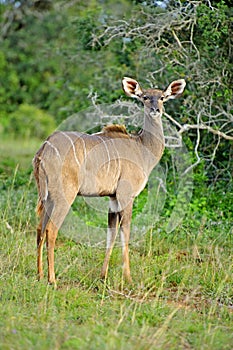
[{"xmin": 33, "ymin": 77, "xmax": 186, "ymax": 285}]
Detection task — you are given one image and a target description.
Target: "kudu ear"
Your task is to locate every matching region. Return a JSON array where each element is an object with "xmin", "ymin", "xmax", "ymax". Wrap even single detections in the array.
[
  {"xmin": 163, "ymin": 79, "xmax": 186, "ymax": 101},
  {"xmin": 122, "ymin": 77, "xmax": 143, "ymax": 99}
]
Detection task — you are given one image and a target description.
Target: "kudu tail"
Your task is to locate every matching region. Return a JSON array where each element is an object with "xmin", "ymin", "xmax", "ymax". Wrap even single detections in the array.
[{"xmin": 33, "ymin": 146, "xmax": 54, "ymax": 234}]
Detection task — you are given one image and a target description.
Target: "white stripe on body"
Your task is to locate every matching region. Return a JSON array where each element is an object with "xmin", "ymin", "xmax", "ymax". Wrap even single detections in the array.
[
  {"xmin": 109, "ymin": 139, "xmax": 121, "ymax": 177},
  {"xmin": 95, "ymin": 135, "xmax": 111, "ymax": 174},
  {"xmin": 40, "ymin": 159, "xmax": 49, "ymax": 201},
  {"xmin": 44, "ymin": 140, "xmax": 62, "ymax": 161},
  {"xmin": 71, "ymin": 132, "xmax": 87, "ymax": 163},
  {"xmin": 61, "ymin": 132, "xmax": 80, "ymax": 167}
]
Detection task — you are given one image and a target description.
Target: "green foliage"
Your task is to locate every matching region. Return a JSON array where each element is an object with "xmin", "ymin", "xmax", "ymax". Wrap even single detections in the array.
[
  {"xmin": 197, "ymin": 2, "xmax": 229, "ymax": 50},
  {"xmin": 72, "ymin": 8, "xmax": 102, "ymax": 50},
  {"xmin": 0, "ymin": 0, "xmax": 138, "ymax": 125},
  {"xmin": 1, "ymin": 117, "xmax": 233, "ymax": 350},
  {"xmin": 0, "ymin": 49, "xmax": 20, "ymax": 124},
  {"xmin": 0, "ymin": 1, "xmax": 232, "ymax": 345},
  {"xmin": 6, "ymin": 104, "xmax": 56, "ymax": 139}
]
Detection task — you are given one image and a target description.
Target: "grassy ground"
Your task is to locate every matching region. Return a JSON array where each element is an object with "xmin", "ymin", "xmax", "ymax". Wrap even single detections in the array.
[{"xmin": 0, "ymin": 137, "xmax": 232, "ymax": 350}]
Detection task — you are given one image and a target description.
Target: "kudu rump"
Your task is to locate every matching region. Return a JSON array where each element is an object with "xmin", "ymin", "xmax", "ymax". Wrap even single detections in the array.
[{"xmin": 34, "ymin": 77, "xmax": 186, "ymax": 284}]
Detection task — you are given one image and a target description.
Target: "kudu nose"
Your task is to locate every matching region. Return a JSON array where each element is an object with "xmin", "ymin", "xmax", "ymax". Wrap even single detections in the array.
[{"xmin": 150, "ymin": 107, "xmax": 160, "ymax": 114}]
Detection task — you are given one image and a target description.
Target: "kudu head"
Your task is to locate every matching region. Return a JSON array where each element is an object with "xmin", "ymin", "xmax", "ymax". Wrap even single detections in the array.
[{"xmin": 122, "ymin": 77, "xmax": 186, "ymax": 119}]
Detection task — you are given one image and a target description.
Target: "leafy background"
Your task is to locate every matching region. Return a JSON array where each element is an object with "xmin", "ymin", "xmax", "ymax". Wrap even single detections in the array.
[{"xmin": 0, "ymin": 1, "xmax": 232, "ymax": 349}]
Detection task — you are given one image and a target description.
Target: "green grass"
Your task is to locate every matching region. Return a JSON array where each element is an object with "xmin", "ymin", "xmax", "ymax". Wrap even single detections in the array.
[{"xmin": 0, "ymin": 137, "xmax": 232, "ymax": 350}]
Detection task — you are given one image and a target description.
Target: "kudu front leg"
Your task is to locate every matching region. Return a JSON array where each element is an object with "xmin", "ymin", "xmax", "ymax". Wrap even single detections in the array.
[
  {"xmin": 119, "ymin": 200, "xmax": 133, "ymax": 283},
  {"xmin": 101, "ymin": 197, "xmax": 119, "ymax": 280}
]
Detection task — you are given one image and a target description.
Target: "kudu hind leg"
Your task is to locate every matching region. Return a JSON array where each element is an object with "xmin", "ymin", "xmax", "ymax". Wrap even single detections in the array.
[
  {"xmin": 46, "ymin": 220, "xmax": 59, "ymax": 284},
  {"xmin": 36, "ymin": 207, "xmax": 58, "ymax": 284},
  {"xmin": 37, "ymin": 216, "xmax": 46, "ymax": 280},
  {"xmin": 45, "ymin": 197, "xmax": 75, "ymax": 284},
  {"xmin": 36, "ymin": 189, "xmax": 55, "ymax": 281},
  {"xmin": 42, "ymin": 190, "xmax": 77, "ymax": 284}
]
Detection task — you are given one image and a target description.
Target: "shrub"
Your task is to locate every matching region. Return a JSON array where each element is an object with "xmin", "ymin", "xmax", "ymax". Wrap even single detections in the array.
[{"xmin": 5, "ymin": 104, "xmax": 56, "ymax": 139}]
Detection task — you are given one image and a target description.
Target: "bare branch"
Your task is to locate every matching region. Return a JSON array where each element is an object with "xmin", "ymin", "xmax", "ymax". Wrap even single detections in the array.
[
  {"xmin": 179, "ymin": 124, "xmax": 233, "ymax": 141},
  {"xmin": 164, "ymin": 112, "xmax": 233, "ymax": 141},
  {"xmin": 93, "ymin": 0, "xmax": 232, "ymax": 179},
  {"xmin": 164, "ymin": 112, "xmax": 182, "ymax": 130}
]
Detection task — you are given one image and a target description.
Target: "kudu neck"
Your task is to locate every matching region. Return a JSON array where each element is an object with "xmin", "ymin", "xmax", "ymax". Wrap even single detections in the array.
[{"xmin": 139, "ymin": 111, "xmax": 165, "ymax": 150}]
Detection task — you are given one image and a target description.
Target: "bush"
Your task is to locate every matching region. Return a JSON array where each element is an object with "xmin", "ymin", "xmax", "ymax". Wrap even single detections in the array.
[{"xmin": 5, "ymin": 104, "xmax": 56, "ymax": 139}]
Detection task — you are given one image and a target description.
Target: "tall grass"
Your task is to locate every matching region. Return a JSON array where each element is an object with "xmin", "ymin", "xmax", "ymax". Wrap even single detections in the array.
[{"xmin": 0, "ymin": 138, "xmax": 232, "ymax": 349}]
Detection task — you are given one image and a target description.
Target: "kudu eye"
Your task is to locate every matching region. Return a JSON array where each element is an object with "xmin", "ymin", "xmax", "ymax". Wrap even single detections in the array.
[
  {"xmin": 143, "ymin": 95, "xmax": 149, "ymax": 101},
  {"xmin": 160, "ymin": 96, "xmax": 165, "ymax": 101}
]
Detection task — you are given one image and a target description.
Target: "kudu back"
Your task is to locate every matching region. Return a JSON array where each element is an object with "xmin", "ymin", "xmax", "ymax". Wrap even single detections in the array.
[{"xmin": 33, "ymin": 77, "xmax": 186, "ymax": 285}]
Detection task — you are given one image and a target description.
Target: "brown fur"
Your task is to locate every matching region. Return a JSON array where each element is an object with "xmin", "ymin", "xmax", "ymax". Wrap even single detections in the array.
[
  {"xmin": 33, "ymin": 77, "xmax": 186, "ymax": 285},
  {"xmin": 33, "ymin": 143, "xmax": 47, "ymax": 217},
  {"xmin": 33, "ymin": 157, "xmax": 42, "ymax": 216},
  {"xmin": 36, "ymin": 199, "xmax": 43, "ymax": 216},
  {"xmin": 102, "ymin": 124, "xmax": 130, "ymax": 138}
]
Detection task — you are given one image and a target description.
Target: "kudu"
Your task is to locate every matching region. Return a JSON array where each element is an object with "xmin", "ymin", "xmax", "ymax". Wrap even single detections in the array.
[{"xmin": 33, "ymin": 77, "xmax": 186, "ymax": 285}]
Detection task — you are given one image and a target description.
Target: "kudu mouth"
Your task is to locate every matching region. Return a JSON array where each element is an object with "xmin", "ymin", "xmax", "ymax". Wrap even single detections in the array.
[{"xmin": 150, "ymin": 108, "xmax": 161, "ymax": 118}]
